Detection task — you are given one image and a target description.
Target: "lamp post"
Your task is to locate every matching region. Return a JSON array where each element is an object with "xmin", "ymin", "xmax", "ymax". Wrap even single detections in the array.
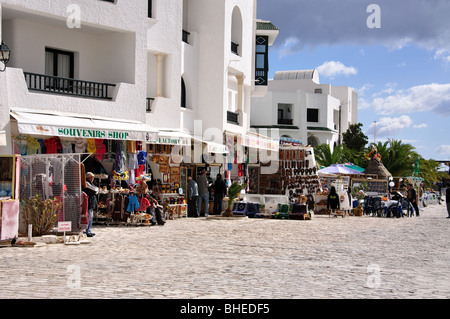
[{"xmin": 0, "ymin": 41, "xmax": 11, "ymax": 72}]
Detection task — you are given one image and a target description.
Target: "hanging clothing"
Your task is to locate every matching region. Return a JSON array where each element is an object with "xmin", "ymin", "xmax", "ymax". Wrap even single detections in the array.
[
  {"xmin": 87, "ymin": 139, "xmax": 96, "ymax": 154},
  {"xmin": 95, "ymin": 139, "xmax": 106, "ymax": 161},
  {"xmin": 16, "ymin": 135, "xmax": 28, "ymax": 156},
  {"xmin": 137, "ymin": 151, "xmax": 147, "ymax": 166},
  {"xmin": 113, "ymin": 140, "xmax": 125, "ymax": 172},
  {"xmin": 38, "ymin": 139, "xmax": 46, "ymax": 154},
  {"xmin": 126, "ymin": 194, "xmax": 140, "ymax": 213},
  {"xmin": 74, "ymin": 138, "xmax": 87, "ymax": 153},
  {"xmin": 26, "ymin": 136, "xmax": 42, "ymax": 155},
  {"xmin": 44, "ymin": 137, "xmax": 62, "ymax": 154},
  {"xmin": 61, "ymin": 139, "xmax": 74, "ymax": 153},
  {"xmin": 128, "ymin": 153, "xmax": 138, "ymax": 170},
  {"xmin": 127, "ymin": 141, "xmax": 137, "ymax": 154}
]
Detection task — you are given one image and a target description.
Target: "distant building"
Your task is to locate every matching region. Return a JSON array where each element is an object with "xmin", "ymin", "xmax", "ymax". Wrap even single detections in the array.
[{"xmin": 250, "ymin": 69, "xmax": 358, "ymax": 150}]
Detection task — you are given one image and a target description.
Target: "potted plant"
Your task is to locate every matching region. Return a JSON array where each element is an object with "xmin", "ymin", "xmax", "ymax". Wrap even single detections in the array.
[
  {"xmin": 351, "ymin": 181, "xmax": 368, "ymax": 216},
  {"xmin": 222, "ymin": 182, "xmax": 247, "ymax": 217},
  {"xmin": 22, "ymin": 194, "xmax": 63, "ymax": 236}
]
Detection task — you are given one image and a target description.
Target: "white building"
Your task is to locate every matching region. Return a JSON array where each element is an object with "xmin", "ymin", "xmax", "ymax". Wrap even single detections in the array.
[
  {"xmin": 0, "ymin": 0, "xmax": 278, "ymax": 151},
  {"xmin": 250, "ymin": 69, "xmax": 358, "ymax": 150}
]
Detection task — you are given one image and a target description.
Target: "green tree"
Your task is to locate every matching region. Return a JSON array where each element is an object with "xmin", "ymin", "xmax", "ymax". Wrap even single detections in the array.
[
  {"xmin": 342, "ymin": 123, "xmax": 368, "ymax": 151},
  {"xmin": 314, "ymin": 144, "xmax": 347, "ymax": 167},
  {"xmin": 418, "ymin": 158, "xmax": 448, "ymax": 188},
  {"xmin": 370, "ymin": 139, "xmax": 419, "ymax": 177}
]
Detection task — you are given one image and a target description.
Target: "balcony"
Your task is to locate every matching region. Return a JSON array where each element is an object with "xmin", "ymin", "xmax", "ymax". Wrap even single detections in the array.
[
  {"xmin": 24, "ymin": 72, "xmax": 116, "ymax": 100},
  {"xmin": 227, "ymin": 111, "xmax": 239, "ymax": 125},
  {"xmin": 277, "ymin": 119, "xmax": 293, "ymax": 125}
]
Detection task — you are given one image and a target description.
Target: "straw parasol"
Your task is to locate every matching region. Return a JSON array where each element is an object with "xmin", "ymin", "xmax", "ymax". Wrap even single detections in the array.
[{"xmin": 363, "ymin": 158, "xmax": 392, "ymax": 179}]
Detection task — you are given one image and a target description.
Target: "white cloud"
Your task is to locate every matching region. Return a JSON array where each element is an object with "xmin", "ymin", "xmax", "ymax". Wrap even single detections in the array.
[
  {"xmin": 316, "ymin": 61, "xmax": 357, "ymax": 79},
  {"xmin": 413, "ymin": 123, "xmax": 427, "ymax": 129},
  {"xmin": 435, "ymin": 145, "xmax": 450, "ymax": 156},
  {"xmin": 366, "ymin": 115, "xmax": 412, "ymax": 138},
  {"xmin": 364, "ymin": 83, "xmax": 450, "ymax": 115}
]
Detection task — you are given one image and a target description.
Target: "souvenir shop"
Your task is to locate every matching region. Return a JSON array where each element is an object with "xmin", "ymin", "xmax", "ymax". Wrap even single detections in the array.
[
  {"xmin": 10, "ymin": 110, "xmax": 163, "ymax": 227},
  {"xmin": 235, "ymin": 143, "xmax": 320, "ymax": 220}
]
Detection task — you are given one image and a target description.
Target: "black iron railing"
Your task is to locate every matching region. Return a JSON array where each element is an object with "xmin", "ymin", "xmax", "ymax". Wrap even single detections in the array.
[
  {"xmin": 146, "ymin": 97, "xmax": 155, "ymax": 112},
  {"xmin": 227, "ymin": 111, "xmax": 239, "ymax": 124},
  {"xmin": 278, "ymin": 119, "xmax": 293, "ymax": 125},
  {"xmin": 24, "ymin": 72, "xmax": 116, "ymax": 100}
]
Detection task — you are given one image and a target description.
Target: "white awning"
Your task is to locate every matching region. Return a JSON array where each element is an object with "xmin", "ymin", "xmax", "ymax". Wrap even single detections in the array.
[
  {"xmin": 151, "ymin": 130, "xmax": 192, "ymax": 146},
  {"xmin": 10, "ymin": 110, "xmax": 158, "ymax": 142},
  {"xmin": 192, "ymin": 137, "xmax": 229, "ymax": 154}
]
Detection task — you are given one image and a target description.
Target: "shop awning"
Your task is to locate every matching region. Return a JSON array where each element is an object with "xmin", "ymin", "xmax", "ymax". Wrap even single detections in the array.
[
  {"xmin": 152, "ymin": 130, "xmax": 192, "ymax": 146},
  {"xmin": 10, "ymin": 110, "xmax": 158, "ymax": 142},
  {"xmin": 192, "ymin": 137, "xmax": 228, "ymax": 154}
]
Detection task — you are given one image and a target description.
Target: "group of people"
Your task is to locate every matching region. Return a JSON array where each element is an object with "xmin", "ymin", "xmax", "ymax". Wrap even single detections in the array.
[
  {"xmin": 187, "ymin": 169, "xmax": 228, "ymax": 217},
  {"xmin": 327, "ymin": 182, "xmax": 450, "ymax": 218}
]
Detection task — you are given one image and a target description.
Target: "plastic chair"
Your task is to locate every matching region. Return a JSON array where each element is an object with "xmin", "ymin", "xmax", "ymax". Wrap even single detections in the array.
[
  {"xmin": 363, "ymin": 196, "xmax": 372, "ymax": 215},
  {"xmin": 401, "ymin": 198, "xmax": 412, "ymax": 217},
  {"xmin": 370, "ymin": 197, "xmax": 383, "ymax": 217}
]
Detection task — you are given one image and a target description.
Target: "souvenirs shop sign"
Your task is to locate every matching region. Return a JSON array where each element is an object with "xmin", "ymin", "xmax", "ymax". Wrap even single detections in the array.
[{"xmin": 57, "ymin": 127, "xmax": 135, "ymax": 140}]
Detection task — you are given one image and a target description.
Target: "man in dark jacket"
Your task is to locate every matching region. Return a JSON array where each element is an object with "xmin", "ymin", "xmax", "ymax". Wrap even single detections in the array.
[
  {"xmin": 407, "ymin": 183, "xmax": 420, "ymax": 217},
  {"xmin": 83, "ymin": 172, "xmax": 98, "ymax": 237},
  {"xmin": 213, "ymin": 174, "xmax": 227, "ymax": 214}
]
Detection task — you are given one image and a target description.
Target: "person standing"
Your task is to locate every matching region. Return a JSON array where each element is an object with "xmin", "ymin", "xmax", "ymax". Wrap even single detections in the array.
[
  {"xmin": 446, "ymin": 183, "xmax": 450, "ymax": 218},
  {"xmin": 83, "ymin": 172, "xmax": 98, "ymax": 237},
  {"xmin": 197, "ymin": 169, "xmax": 210, "ymax": 217},
  {"xmin": 213, "ymin": 173, "xmax": 227, "ymax": 215},
  {"xmin": 187, "ymin": 176, "xmax": 199, "ymax": 217},
  {"xmin": 407, "ymin": 183, "xmax": 420, "ymax": 217},
  {"xmin": 327, "ymin": 186, "xmax": 340, "ymax": 217}
]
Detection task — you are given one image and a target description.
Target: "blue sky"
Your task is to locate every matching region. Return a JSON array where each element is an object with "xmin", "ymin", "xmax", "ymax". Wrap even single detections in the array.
[{"xmin": 257, "ymin": 0, "xmax": 450, "ymax": 162}]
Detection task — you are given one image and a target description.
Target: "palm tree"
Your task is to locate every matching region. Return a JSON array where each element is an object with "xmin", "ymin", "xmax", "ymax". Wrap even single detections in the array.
[
  {"xmin": 314, "ymin": 144, "xmax": 347, "ymax": 167},
  {"xmin": 369, "ymin": 139, "xmax": 419, "ymax": 177},
  {"xmin": 418, "ymin": 158, "xmax": 448, "ymax": 188}
]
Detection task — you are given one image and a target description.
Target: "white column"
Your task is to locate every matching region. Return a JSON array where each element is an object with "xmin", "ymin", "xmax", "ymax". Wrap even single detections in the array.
[{"xmin": 235, "ymin": 74, "xmax": 245, "ymax": 112}]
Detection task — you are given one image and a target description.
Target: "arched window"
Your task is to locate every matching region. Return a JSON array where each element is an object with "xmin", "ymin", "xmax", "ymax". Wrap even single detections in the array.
[
  {"xmin": 181, "ymin": 77, "xmax": 186, "ymax": 108},
  {"xmin": 231, "ymin": 6, "xmax": 243, "ymax": 56}
]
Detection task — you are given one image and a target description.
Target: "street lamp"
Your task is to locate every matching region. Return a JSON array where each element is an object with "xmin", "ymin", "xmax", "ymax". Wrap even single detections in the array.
[{"xmin": 0, "ymin": 41, "xmax": 11, "ymax": 72}]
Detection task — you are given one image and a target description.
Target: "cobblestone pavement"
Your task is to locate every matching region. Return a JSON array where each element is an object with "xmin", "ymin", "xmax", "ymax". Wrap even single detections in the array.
[{"xmin": 1, "ymin": 203, "xmax": 449, "ymax": 300}]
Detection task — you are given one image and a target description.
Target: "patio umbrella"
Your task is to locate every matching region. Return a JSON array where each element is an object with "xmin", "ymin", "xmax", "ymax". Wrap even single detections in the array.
[
  {"xmin": 343, "ymin": 163, "xmax": 365, "ymax": 173},
  {"xmin": 317, "ymin": 164, "xmax": 364, "ymax": 175}
]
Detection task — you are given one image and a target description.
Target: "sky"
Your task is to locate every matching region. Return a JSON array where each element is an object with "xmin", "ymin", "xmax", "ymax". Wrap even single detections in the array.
[{"xmin": 257, "ymin": 0, "xmax": 450, "ymax": 162}]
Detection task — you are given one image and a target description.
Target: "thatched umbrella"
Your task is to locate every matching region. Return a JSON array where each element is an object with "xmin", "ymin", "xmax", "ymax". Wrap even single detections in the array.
[{"xmin": 363, "ymin": 158, "xmax": 392, "ymax": 180}]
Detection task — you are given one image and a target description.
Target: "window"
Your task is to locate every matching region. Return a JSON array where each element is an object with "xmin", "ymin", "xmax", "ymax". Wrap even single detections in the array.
[
  {"xmin": 181, "ymin": 77, "xmax": 186, "ymax": 108},
  {"xmin": 148, "ymin": 0, "xmax": 152, "ymax": 18},
  {"xmin": 314, "ymin": 88, "xmax": 322, "ymax": 94},
  {"xmin": 255, "ymin": 36, "xmax": 268, "ymax": 85},
  {"xmin": 307, "ymin": 108, "xmax": 319, "ymax": 122},
  {"xmin": 45, "ymin": 48, "xmax": 74, "ymax": 79},
  {"xmin": 231, "ymin": 6, "xmax": 243, "ymax": 56}
]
